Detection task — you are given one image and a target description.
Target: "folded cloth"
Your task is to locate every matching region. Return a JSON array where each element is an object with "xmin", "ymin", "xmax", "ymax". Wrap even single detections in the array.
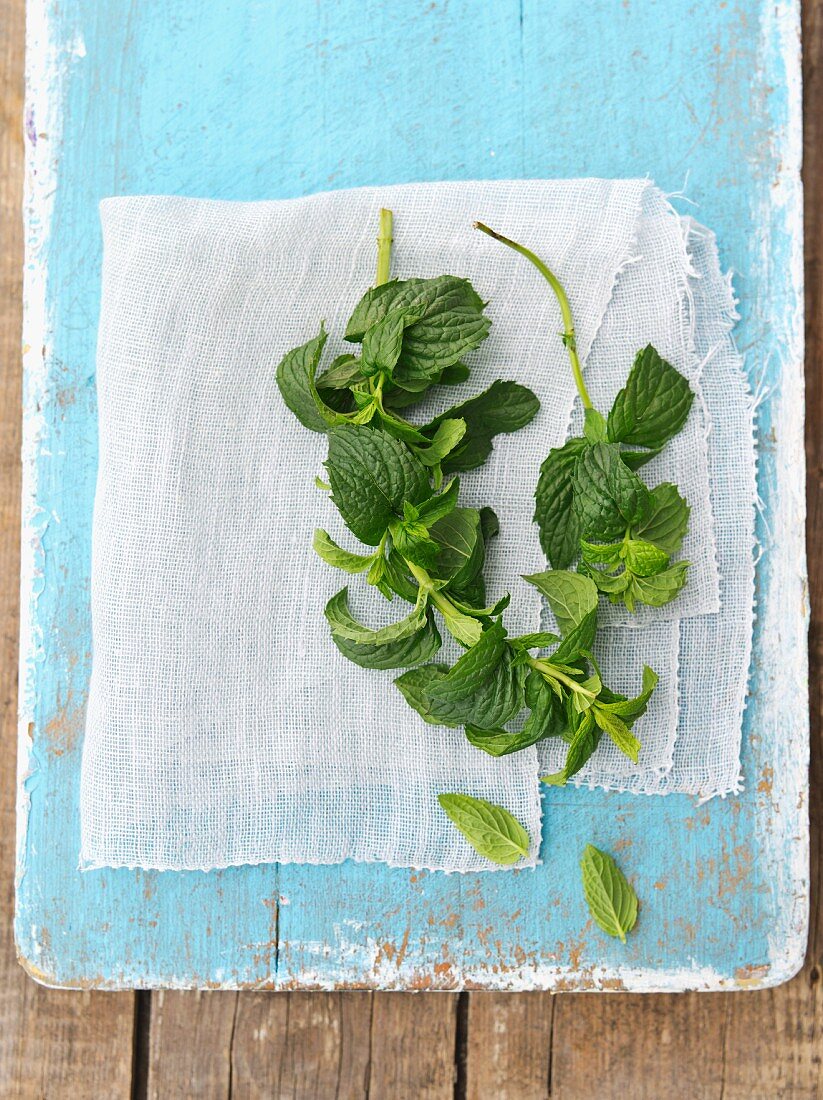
[{"xmin": 80, "ymin": 180, "xmax": 742, "ymax": 873}]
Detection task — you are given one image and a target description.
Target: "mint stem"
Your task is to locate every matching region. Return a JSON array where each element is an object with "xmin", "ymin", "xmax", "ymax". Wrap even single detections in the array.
[
  {"xmin": 473, "ymin": 221, "xmax": 594, "ymax": 410},
  {"xmin": 376, "ymin": 208, "xmax": 394, "ymax": 286}
]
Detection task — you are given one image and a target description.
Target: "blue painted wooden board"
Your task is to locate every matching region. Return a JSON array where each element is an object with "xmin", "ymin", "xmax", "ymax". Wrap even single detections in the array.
[{"xmin": 17, "ymin": 0, "xmax": 806, "ymax": 990}]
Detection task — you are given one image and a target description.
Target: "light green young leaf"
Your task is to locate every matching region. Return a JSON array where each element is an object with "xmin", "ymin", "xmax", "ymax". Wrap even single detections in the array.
[
  {"xmin": 580, "ymin": 844, "xmax": 639, "ymax": 942},
  {"xmin": 522, "ymin": 570, "xmax": 598, "ymax": 635},
  {"xmin": 412, "ymin": 418, "xmax": 467, "ymax": 467},
  {"xmin": 624, "ymin": 538, "xmax": 670, "ymax": 577},
  {"xmin": 583, "ymin": 407, "xmax": 608, "ymax": 442},
  {"xmin": 630, "ymin": 560, "xmax": 690, "ymax": 607},
  {"xmin": 312, "ymin": 529, "xmax": 373, "ymax": 573},
  {"xmin": 598, "ymin": 665, "xmax": 658, "ymax": 723},
  {"xmin": 324, "ymin": 586, "xmax": 427, "ymax": 646},
  {"xmin": 331, "ymin": 609, "xmax": 442, "ymax": 669},
  {"xmin": 438, "ymin": 793, "xmax": 530, "ymax": 865},
  {"xmin": 592, "ymin": 706, "xmax": 640, "ymax": 763}
]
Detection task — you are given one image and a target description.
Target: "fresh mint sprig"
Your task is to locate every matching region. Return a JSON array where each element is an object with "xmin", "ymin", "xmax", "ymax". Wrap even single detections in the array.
[{"xmin": 474, "ymin": 222, "xmax": 695, "ymax": 612}]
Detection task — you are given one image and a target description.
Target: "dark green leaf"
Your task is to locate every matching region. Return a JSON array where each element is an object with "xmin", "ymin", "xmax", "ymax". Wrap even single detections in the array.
[
  {"xmin": 316, "ymin": 353, "xmax": 362, "ymax": 391},
  {"xmin": 607, "ymin": 344, "xmax": 694, "ymax": 450},
  {"xmin": 360, "ymin": 309, "xmax": 418, "ymax": 377},
  {"xmin": 276, "ymin": 327, "xmax": 347, "ymax": 433},
  {"xmin": 425, "ymin": 381, "xmax": 540, "ymax": 474},
  {"xmin": 394, "ymin": 664, "xmax": 456, "ymax": 725},
  {"xmin": 429, "ymin": 507, "xmax": 484, "ymax": 585},
  {"xmin": 542, "ymin": 712, "xmax": 601, "ymax": 786},
  {"xmin": 437, "ymin": 793, "xmax": 530, "ymax": 865},
  {"xmin": 633, "ymin": 483, "xmax": 690, "ymax": 555},
  {"xmin": 573, "ymin": 442, "xmax": 651, "ymax": 541},
  {"xmin": 424, "ymin": 622, "xmax": 524, "ymax": 729},
  {"xmin": 325, "ymin": 425, "xmax": 431, "ymax": 545},
  {"xmin": 533, "ymin": 437, "xmax": 588, "ymax": 568}
]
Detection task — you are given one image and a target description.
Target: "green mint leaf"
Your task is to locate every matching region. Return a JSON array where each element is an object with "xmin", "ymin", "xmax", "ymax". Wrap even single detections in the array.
[
  {"xmin": 375, "ymin": 407, "xmax": 430, "ymax": 444},
  {"xmin": 416, "ymin": 477, "xmax": 460, "ymax": 526},
  {"xmin": 388, "ymin": 519, "xmax": 440, "ymax": 570},
  {"xmin": 425, "ymin": 381, "xmax": 540, "ymax": 474},
  {"xmin": 573, "ymin": 442, "xmax": 651, "ymax": 541},
  {"xmin": 394, "ymin": 664, "xmax": 456, "ymax": 725},
  {"xmin": 592, "ymin": 706, "xmax": 640, "ymax": 763},
  {"xmin": 533, "ymin": 437, "xmax": 588, "ymax": 568},
  {"xmin": 360, "ymin": 309, "xmax": 418, "ymax": 377},
  {"xmin": 331, "ymin": 608, "xmax": 442, "ymax": 669},
  {"xmin": 582, "ymin": 564, "xmax": 631, "ymax": 597},
  {"xmin": 411, "ymin": 418, "xmax": 467, "ymax": 467},
  {"xmin": 345, "ymin": 276, "xmax": 490, "ymax": 391},
  {"xmin": 580, "ymin": 539, "xmax": 622, "ymax": 566},
  {"xmin": 439, "ymin": 361, "xmax": 471, "ymax": 385},
  {"xmin": 580, "ymin": 844, "xmax": 639, "ymax": 942},
  {"xmin": 633, "ymin": 483, "xmax": 690, "ymax": 555},
  {"xmin": 619, "ymin": 444, "xmax": 665, "ymax": 471},
  {"xmin": 325, "ymin": 425, "xmax": 431, "ymax": 545},
  {"xmin": 542, "ymin": 712, "xmax": 602, "ymax": 786},
  {"xmin": 522, "ymin": 570, "xmax": 598, "ymax": 634},
  {"xmin": 312, "ymin": 529, "xmax": 374, "ymax": 573},
  {"xmin": 598, "ymin": 665, "xmax": 658, "ymax": 723},
  {"xmin": 429, "ymin": 507, "xmax": 484, "ymax": 586},
  {"xmin": 433, "ymin": 596, "xmax": 485, "ymax": 647},
  {"xmin": 324, "ymin": 586, "xmax": 427, "ymax": 646},
  {"xmin": 276, "ymin": 326, "xmax": 347, "ymax": 433},
  {"xmin": 437, "ymin": 794, "xmax": 530, "ymax": 865},
  {"xmin": 316, "ymin": 353, "xmax": 362, "ymax": 391},
  {"xmin": 314, "ymin": 476, "xmax": 331, "ymax": 491},
  {"xmin": 629, "ymin": 560, "xmax": 690, "ymax": 607},
  {"xmin": 583, "ymin": 407, "xmax": 608, "ymax": 443},
  {"xmin": 513, "ymin": 631, "xmax": 561, "ymax": 651},
  {"xmin": 424, "ymin": 622, "xmax": 524, "ymax": 729},
  {"xmin": 384, "ymin": 550, "xmax": 420, "ymax": 603},
  {"xmin": 623, "ymin": 538, "xmax": 670, "ymax": 577},
  {"xmin": 479, "ymin": 506, "xmax": 500, "ymax": 542},
  {"xmin": 607, "ymin": 344, "xmax": 694, "ymax": 451},
  {"xmin": 466, "ymin": 676, "xmax": 565, "ymax": 756}
]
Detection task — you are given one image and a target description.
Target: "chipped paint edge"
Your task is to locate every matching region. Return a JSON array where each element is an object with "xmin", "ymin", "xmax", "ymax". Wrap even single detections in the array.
[{"xmin": 15, "ymin": 0, "xmax": 64, "ymax": 943}]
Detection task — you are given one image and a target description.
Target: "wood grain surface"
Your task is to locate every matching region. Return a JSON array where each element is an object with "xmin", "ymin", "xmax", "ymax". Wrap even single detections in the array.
[{"xmin": 2, "ymin": 0, "xmax": 820, "ymax": 1096}]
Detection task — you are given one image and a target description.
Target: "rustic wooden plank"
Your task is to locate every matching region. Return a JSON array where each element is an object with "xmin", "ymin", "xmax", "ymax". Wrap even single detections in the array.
[
  {"xmin": 232, "ymin": 993, "xmax": 371, "ymax": 1099},
  {"xmin": 147, "ymin": 992, "xmax": 238, "ymax": 1098},
  {"xmin": 367, "ymin": 993, "xmax": 458, "ymax": 1099},
  {"xmin": 0, "ymin": 3, "xmax": 136, "ymax": 1097},
  {"xmin": 464, "ymin": 993, "xmax": 554, "ymax": 1100}
]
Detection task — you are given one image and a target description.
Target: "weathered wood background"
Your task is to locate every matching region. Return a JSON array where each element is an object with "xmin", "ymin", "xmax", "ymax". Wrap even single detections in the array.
[{"xmin": 1, "ymin": 0, "xmax": 820, "ymax": 1095}]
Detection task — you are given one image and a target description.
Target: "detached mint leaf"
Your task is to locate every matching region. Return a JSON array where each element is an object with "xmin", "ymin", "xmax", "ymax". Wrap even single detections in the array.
[
  {"xmin": 580, "ymin": 845, "xmax": 639, "ymax": 942},
  {"xmin": 607, "ymin": 344, "xmax": 694, "ymax": 451},
  {"xmin": 573, "ymin": 442, "xmax": 651, "ymax": 541},
  {"xmin": 425, "ymin": 381, "xmax": 540, "ymax": 474},
  {"xmin": 313, "ymin": 529, "xmax": 374, "ymax": 573},
  {"xmin": 437, "ymin": 794, "xmax": 530, "ymax": 865},
  {"xmin": 534, "ymin": 437, "xmax": 588, "ymax": 568},
  {"xmin": 276, "ymin": 327, "xmax": 347, "ymax": 433},
  {"xmin": 325, "ymin": 425, "xmax": 431, "ymax": 545},
  {"xmin": 633, "ymin": 483, "xmax": 690, "ymax": 555}
]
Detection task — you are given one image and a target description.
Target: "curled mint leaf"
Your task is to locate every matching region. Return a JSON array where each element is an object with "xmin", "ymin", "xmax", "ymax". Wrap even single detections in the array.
[
  {"xmin": 424, "ymin": 380, "xmax": 540, "ymax": 473},
  {"xmin": 276, "ymin": 326, "xmax": 347, "ymax": 433},
  {"xmin": 312, "ymin": 529, "xmax": 374, "ymax": 573},
  {"xmin": 438, "ymin": 793, "xmax": 530, "ymax": 865},
  {"xmin": 580, "ymin": 844, "xmax": 639, "ymax": 942},
  {"xmin": 324, "ymin": 586, "xmax": 427, "ymax": 646}
]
